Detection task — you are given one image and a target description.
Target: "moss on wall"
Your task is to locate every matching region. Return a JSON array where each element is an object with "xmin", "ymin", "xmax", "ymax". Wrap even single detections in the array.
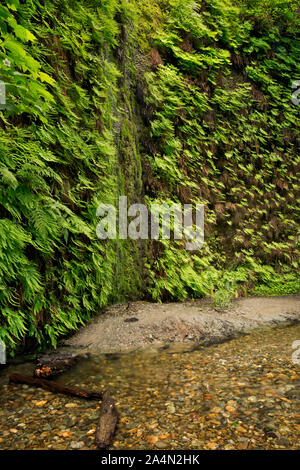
[
  {"xmin": 140, "ymin": 0, "xmax": 300, "ymax": 303},
  {"xmin": 0, "ymin": 0, "xmax": 299, "ymax": 353}
]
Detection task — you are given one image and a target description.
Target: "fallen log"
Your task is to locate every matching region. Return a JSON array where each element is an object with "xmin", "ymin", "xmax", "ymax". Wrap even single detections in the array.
[
  {"xmin": 34, "ymin": 353, "xmax": 74, "ymax": 378},
  {"xmin": 95, "ymin": 391, "xmax": 118, "ymax": 449},
  {"xmin": 9, "ymin": 373, "xmax": 102, "ymax": 400},
  {"xmin": 34, "ymin": 351, "xmax": 89, "ymax": 378}
]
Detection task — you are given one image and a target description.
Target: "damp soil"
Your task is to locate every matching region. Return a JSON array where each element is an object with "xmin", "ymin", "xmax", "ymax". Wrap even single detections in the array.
[{"xmin": 64, "ymin": 296, "xmax": 300, "ymax": 354}]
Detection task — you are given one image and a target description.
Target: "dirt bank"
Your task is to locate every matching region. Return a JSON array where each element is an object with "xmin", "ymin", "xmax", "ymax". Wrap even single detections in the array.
[{"xmin": 62, "ymin": 296, "xmax": 300, "ymax": 354}]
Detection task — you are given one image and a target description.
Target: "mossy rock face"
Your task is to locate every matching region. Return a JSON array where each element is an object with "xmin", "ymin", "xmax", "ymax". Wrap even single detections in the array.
[
  {"xmin": 0, "ymin": 0, "xmax": 144, "ymax": 353},
  {"xmin": 140, "ymin": 0, "xmax": 300, "ymax": 302},
  {"xmin": 0, "ymin": 0, "xmax": 299, "ymax": 353}
]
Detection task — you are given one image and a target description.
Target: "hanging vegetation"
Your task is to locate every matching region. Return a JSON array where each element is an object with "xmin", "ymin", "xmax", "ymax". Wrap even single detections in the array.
[{"xmin": 0, "ymin": 0, "xmax": 299, "ymax": 354}]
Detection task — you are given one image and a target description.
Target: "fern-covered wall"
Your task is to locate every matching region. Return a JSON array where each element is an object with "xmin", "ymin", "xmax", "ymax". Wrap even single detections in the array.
[
  {"xmin": 0, "ymin": 0, "xmax": 145, "ymax": 352},
  {"xmin": 141, "ymin": 0, "xmax": 300, "ymax": 303},
  {"xmin": 0, "ymin": 0, "xmax": 299, "ymax": 353}
]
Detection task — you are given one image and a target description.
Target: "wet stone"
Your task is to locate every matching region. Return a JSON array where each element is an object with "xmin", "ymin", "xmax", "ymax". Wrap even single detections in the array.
[{"xmin": 70, "ymin": 441, "xmax": 85, "ymax": 449}]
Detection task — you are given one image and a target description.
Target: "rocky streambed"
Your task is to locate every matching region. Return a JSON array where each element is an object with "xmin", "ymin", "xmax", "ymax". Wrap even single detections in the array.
[{"xmin": 0, "ymin": 308, "xmax": 299, "ymax": 450}]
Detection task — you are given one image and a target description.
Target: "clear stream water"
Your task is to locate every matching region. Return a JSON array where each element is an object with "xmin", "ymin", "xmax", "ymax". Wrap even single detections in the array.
[{"xmin": 0, "ymin": 323, "xmax": 299, "ymax": 450}]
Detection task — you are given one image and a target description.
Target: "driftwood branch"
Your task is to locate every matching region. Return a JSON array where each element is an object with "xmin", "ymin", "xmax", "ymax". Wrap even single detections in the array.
[
  {"xmin": 95, "ymin": 390, "xmax": 118, "ymax": 449},
  {"xmin": 34, "ymin": 353, "xmax": 76, "ymax": 378},
  {"xmin": 9, "ymin": 373, "xmax": 102, "ymax": 400}
]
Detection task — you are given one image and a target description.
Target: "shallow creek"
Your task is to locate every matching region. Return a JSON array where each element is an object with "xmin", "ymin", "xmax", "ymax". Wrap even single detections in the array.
[{"xmin": 0, "ymin": 323, "xmax": 299, "ymax": 450}]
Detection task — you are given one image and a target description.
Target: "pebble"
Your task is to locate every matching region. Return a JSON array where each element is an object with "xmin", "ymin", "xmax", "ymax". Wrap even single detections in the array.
[
  {"xmin": 70, "ymin": 441, "xmax": 85, "ymax": 449},
  {"xmin": 167, "ymin": 404, "xmax": 176, "ymax": 414},
  {"xmin": 155, "ymin": 440, "xmax": 169, "ymax": 449},
  {"xmin": 248, "ymin": 396, "xmax": 257, "ymax": 403}
]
